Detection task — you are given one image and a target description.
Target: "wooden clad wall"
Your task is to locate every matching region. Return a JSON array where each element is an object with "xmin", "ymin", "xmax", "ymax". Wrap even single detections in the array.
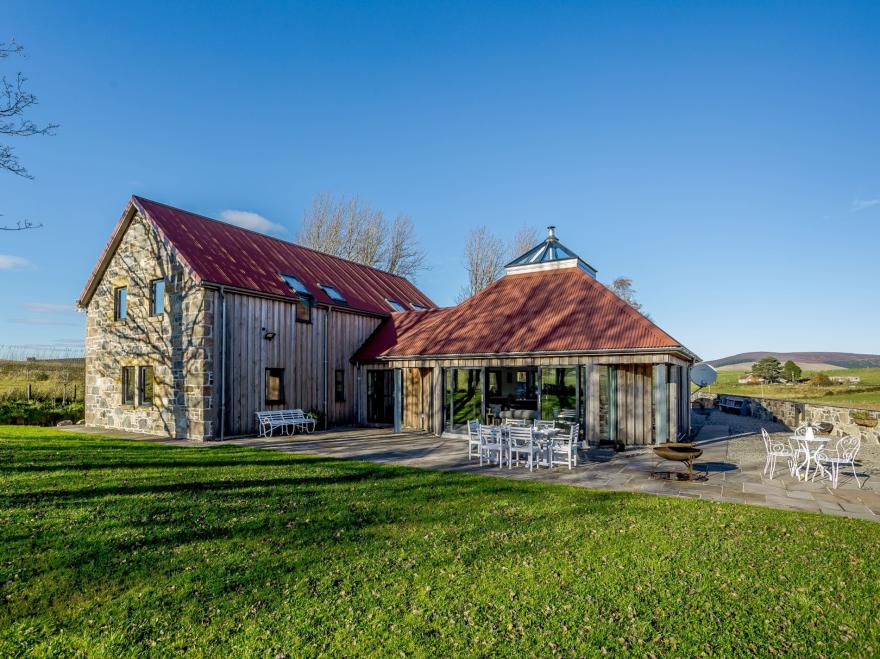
[
  {"xmin": 212, "ymin": 290, "xmax": 382, "ymax": 436},
  {"xmin": 325, "ymin": 309, "xmax": 383, "ymax": 426},
  {"xmin": 217, "ymin": 291, "xmax": 298, "ymax": 436},
  {"xmin": 402, "ymin": 367, "xmax": 432, "ymax": 431},
  {"xmin": 615, "ymin": 364, "xmax": 654, "ymax": 445}
]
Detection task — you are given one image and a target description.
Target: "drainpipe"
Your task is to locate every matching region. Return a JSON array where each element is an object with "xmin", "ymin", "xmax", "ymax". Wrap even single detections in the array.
[
  {"xmin": 217, "ymin": 287, "xmax": 227, "ymax": 440},
  {"xmin": 323, "ymin": 307, "xmax": 330, "ymax": 430}
]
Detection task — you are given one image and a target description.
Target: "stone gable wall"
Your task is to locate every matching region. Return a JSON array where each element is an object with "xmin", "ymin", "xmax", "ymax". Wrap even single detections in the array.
[{"xmin": 84, "ymin": 212, "xmax": 215, "ymax": 439}]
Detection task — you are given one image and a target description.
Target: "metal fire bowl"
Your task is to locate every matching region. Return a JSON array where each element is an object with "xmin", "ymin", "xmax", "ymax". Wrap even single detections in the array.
[
  {"xmin": 653, "ymin": 442, "xmax": 703, "ymax": 463},
  {"xmin": 651, "ymin": 442, "xmax": 706, "ymax": 482}
]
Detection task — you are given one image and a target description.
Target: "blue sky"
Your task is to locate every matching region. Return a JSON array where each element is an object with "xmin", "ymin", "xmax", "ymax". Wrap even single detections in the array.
[{"xmin": 0, "ymin": 1, "xmax": 878, "ymax": 360}]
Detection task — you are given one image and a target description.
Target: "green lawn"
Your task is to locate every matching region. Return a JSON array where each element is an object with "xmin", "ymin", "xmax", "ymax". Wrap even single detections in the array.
[
  {"xmin": 2, "ymin": 426, "xmax": 879, "ymax": 656},
  {"xmin": 699, "ymin": 368, "xmax": 880, "ymax": 410}
]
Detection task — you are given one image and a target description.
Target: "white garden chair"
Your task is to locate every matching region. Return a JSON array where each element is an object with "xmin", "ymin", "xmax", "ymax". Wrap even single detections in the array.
[
  {"xmin": 549, "ymin": 423, "xmax": 580, "ymax": 469},
  {"xmin": 534, "ymin": 419, "xmax": 556, "ymax": 431},
  {"xmin": 479, "ymin": 424, "xmax": 504, "ymax": 468},
  {"xmin": 761, "ymin": 428, "xmax": 795, "ymax": 480},
  {"xmin": 467, "ymin": 419, "xmax": 480, "ymax": 460},
  {"xmin": 814, "ymin": 436, "xmax": 863, "ymax": 489},
  {"xmin": 508, "ymin": 426, "xmax": 541, "ymax": 471}
]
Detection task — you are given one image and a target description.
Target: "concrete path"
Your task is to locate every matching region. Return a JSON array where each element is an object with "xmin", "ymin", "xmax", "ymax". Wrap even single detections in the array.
[{"xmin": 214, "ymin": 428, "xmax": 879, "ymax": 522}]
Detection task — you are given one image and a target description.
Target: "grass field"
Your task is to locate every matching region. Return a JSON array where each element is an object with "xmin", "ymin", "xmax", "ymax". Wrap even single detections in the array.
[
  {"xmin": 698, "ymin": 368, "xmax": 880, "ymax": 410},
  {"xmin": 2, "ymin": 426, "xmax": 879, "ymax": 656},
  {"xmin": 0, "ymin": 358, "xmax": 85, "ymax": 401}
]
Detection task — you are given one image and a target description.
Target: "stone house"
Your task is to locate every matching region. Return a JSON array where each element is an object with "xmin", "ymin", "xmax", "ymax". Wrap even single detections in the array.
[{"xmin": 79, "ymin": 197, "xmax": 698, "ymax": 443}]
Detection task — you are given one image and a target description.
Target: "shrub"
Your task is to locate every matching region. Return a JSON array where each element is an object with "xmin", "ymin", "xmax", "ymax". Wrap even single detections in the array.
[
  {"xmin": 0, "ymin": 400, "xmax": 85, "ymax": 426},
  {"xmin": 808, "ymin": 373, "xmax": 831, "ymax": 387}
]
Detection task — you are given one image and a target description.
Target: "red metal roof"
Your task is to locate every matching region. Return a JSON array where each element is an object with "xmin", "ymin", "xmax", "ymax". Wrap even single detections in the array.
[
  {"xmin": 355, "ymin": 267, "xmax": 690, "ymax": 360},
  {"xmin": 79, "ymin": 196, "xmax": 435, "ymax": 316}
]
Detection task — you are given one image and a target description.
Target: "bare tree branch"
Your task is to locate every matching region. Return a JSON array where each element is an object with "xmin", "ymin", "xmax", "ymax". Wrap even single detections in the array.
[
  {"xmin": 509, "ymin": 225, "xmax": 540, "ymax": 259},
  {"xmin": 457, "ymin": 226, "xmax": 507, "ymax": 302},
  {"xmin": 0, "ymin": 40, "xmax": 58, "ymax": 180},
  {"xmin": 297, "ymin": 193, "xmax": 427, "ymax": 279},
  {"xmin": 609, "ymin": 276, "xmax": 650, "ymax": 318},
  {"xmin": 0, "ymin": 216, "xmax": 42, "ymax": 231}
]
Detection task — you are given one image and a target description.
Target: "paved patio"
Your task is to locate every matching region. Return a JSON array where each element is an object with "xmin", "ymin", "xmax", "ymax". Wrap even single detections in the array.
[{"xmin": 214, "ymin": 427, "xmax": 879, "ymax": 522}]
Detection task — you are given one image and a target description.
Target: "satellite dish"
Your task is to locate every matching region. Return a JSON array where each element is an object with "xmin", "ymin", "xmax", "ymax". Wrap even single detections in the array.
[{"xmin": 690, "ymin": 362, "xmax": 718, "ymax": 388}]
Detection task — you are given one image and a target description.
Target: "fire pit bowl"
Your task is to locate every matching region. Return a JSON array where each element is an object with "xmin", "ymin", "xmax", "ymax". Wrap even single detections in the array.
[{"xmin": 652, "ymin": 442, "xmax": 706, "ymax": 482}]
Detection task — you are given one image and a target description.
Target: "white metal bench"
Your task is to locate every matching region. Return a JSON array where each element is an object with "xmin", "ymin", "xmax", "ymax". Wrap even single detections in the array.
[{"xmin": 255, "ymin": 409, "xmax": 316, "ymax": 437}]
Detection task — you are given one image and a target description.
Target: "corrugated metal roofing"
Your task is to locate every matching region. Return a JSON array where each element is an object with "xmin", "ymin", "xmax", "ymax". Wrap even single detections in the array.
[
  {"xmin": 355, "ymin": 267, "xmax": 690, "ymax": 360},
  {"xmin": 78, "ymin": 196, "xmax": 436, "ymax": 316}
]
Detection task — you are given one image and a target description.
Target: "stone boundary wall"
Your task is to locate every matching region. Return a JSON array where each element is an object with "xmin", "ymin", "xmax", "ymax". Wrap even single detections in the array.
[{"xmin": 693, "ymin": 392, "xmax": 880, "ymax": 444}]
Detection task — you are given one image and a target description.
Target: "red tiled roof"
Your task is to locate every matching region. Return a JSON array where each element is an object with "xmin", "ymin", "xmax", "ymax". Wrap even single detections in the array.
[
  {"xmin": 354, "ymin": 267, "xmax": 690, "ymax": 360},
  {"xmin": 78, "ymin": 196, "xmax": 435, "ymax": 316}
]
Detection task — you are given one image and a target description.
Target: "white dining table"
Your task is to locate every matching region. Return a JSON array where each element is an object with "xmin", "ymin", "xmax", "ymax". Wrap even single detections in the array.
[{"xmin": 791, "ymin": 434, "xmax": 831, "ymax": 481}]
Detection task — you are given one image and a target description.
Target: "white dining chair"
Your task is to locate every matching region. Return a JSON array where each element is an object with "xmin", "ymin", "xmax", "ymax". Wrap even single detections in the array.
[
  {"xmin": 814, "ymin": 436, "xmax": 863, "ymax": 489},
  {"xmin": 550, "ymin": 423, "xmax": 580, "ymax": 469},
  {"xmin": 508, "ymin": 426, "xmax": 541, "ymax": 471},
  {"xmin": 761, "ymin": 428, "xmax": 795, "ymax": 480},
  {"xmin": 479, "ymin": 424, "xmax": 504, "ymax": 468},
  {"xmin": 467, "ymin": 419, "xmax": 480, "ymax": 460}
]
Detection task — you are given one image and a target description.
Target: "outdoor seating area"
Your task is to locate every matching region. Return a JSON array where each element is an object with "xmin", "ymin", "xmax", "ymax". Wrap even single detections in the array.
[
  {"xmin": 761, "ymin": 422, "xmax": 865, "ymax": 490},
  {"xmin": 468, "ymin": 418, "xmax": 581, "ymax": 471},
  {"xmin": 255, "ymin": 409, "xmax": 317, "ymax": 437}
]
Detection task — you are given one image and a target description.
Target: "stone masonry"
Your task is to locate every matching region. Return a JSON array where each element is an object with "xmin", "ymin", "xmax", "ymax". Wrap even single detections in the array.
[
  {"xmin": 84, "ymin": 212, "xmax": 215, "ymax": 439},
  {"xmin": 694, "ymin": 392, "xmax": 880, "ymax": 444}
]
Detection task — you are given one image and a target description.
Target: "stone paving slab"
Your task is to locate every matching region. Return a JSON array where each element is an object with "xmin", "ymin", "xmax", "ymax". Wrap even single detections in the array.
[{"xmin": 186, "ymin": 427, "xmax": 880, "ymax": 522}]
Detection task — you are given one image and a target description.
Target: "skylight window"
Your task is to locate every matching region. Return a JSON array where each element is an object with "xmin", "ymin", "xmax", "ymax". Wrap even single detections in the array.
[
  {"xmin": 410, "ymin": 303, "xmax": 429, "ymax": 311},
  {"xmin": 386, "ymin": 298, "xmax": 406, "ymax": 312},
  {"xmin": 280, "ymin": 274, "xmax": 309, "ymax": 295},
  {"xmin": 320, "ymin": 284, "xmax": 347, "ymax": 303}
]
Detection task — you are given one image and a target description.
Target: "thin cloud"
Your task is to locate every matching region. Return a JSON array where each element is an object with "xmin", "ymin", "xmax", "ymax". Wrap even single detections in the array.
[
  {"xmin": 850, "ymin": 198, "xmax": 880, "ymax": 213},
  {"xmin": 10, "ymin": 318, "xmax": 81, "ymax": 327},
  {"xmin": 22, "ymin": 302, "xmax": 75, "ymax": 313},
  {"xmin": 219, "ymin": 209, "xmax": 287, "ymax": 236},
  {"xmin": 0, "ymin": 255, "xmax": 32, "ymax": 270}
]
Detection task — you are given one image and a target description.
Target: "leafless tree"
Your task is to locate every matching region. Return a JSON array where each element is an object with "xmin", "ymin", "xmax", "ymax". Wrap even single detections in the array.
[
  {"xmin": 510, "ymin": 225, "xmax": 540, "ymax": 258},
  {"xmin": 456, "ymin": 226, "xmax": 507, "ymax": 302},
  {"xmin": 1, "ymin": 40, "xmax": 56, "ymax": 231},
  {"xmin": 455, "ymin": 224, "xmax": 544, "ymax": 302},
  {"xmin": 297, "ymin": 193, "xmax": 426, "ymax": 279},
  {"xmin": 609, "ymin": 276, "xmax": 649, "ymax": 317}
]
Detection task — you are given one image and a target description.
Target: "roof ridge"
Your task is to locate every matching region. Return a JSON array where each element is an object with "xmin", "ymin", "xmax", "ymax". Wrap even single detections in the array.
[{"xmin": 132, "ymin": 195, "xmax": 419, "ymax": 284}]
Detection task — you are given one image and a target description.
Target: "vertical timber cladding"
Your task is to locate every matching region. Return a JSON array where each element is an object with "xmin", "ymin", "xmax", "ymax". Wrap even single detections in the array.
[
  {"xmin": 219, "ymin": 291, "xmax": 297, "ymax": 436},
  {"xmin": 402, "ymin": 367, "xmax": 432, "ymax": 431},
  {"xmin": 614, "ymin": 364, "xmax": 654, "ymax": 445},
  {"xmin": 215, "ymin": 292, "xmax": 383, "ymax": 436},
  {"xmin": 325, "ymin": 308, "xmax": 383, "ymax": 426}
]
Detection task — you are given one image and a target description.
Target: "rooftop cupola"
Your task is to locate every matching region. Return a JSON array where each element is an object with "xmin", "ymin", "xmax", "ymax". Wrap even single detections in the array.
[{"xmin": 504, "ymin": 225, "xmax": 597, "ymax": 277}]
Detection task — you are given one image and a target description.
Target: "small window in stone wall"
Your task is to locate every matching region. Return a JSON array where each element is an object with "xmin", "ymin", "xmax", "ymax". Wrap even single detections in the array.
[
  {"xmin": 114, "ymin": 286, "xmax": 127, "ymax": 321},
  {"xmin": 265, "ymin": 368, "xmax": 285, "ymax": 405},
  {"xmin": 150, "ymin": 279, "xmax": 165, "ymax": 316},
  {"xmin": 122, "ymin": 366, "xmax": 136, "ymax": 405},
  {"xmin": 139, "ymin": 366, "xmax": 154, "ymax": 405}
]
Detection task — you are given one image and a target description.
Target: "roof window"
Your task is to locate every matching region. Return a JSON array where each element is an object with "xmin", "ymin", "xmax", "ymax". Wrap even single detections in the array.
[
  {"xmin": 410, "ymin": 303, "xmax": 429, "ymax": 311},
  {"xmin": 386, "ymin": 298, "xmax": 406, "ymax": 312},
  {"xmin": 280, "ymin": 274, "xmax": 309, "ymax": 295},
  {"xmin": 320, "ymin": 284, "xmax": 347, "ymax": 303}
]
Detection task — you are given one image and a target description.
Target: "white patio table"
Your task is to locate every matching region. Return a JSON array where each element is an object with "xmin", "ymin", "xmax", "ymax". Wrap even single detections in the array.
[
  {"xmin": 791, "ymin": 434, "xmax": 831, "ymax": 481},
  {"xmin": 534, "ymin": 428, "xmax": 560, "ymax": 467}
]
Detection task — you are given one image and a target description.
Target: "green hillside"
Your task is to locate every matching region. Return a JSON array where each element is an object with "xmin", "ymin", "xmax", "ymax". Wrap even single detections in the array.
[{"xmin": 698, "ymin": 368, "xmax": 880, "ymax": 411}]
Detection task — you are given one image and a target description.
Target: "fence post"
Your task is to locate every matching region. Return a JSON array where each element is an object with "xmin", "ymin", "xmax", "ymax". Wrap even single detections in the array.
[{"xmin": 27, "ymin": 383, "xmax": 31, "ymax": 401}]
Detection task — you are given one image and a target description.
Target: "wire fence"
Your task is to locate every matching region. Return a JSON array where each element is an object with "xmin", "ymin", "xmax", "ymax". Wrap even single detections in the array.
[{"xmin": 0, "ymin": 345, "xmax": 86, "ymax": 404}]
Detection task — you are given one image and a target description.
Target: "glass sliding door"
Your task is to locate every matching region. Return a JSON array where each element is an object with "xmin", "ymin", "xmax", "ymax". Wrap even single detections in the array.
[
  {"xmin": 540, "ymin": 367, "xmax": 577, "ymax": 421},
  {"xmin": 444, "ymin": 368, "xmax": 482, "ymax": 432},
  {"xmin": 597, "ymin": 365, "xmax": 618, "ymax": 446}
]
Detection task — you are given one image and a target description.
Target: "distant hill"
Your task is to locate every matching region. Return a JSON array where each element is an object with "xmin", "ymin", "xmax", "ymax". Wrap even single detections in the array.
[{"xmin": 708, "ymin": 352, "xmax": 880, "ymax": 370}]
